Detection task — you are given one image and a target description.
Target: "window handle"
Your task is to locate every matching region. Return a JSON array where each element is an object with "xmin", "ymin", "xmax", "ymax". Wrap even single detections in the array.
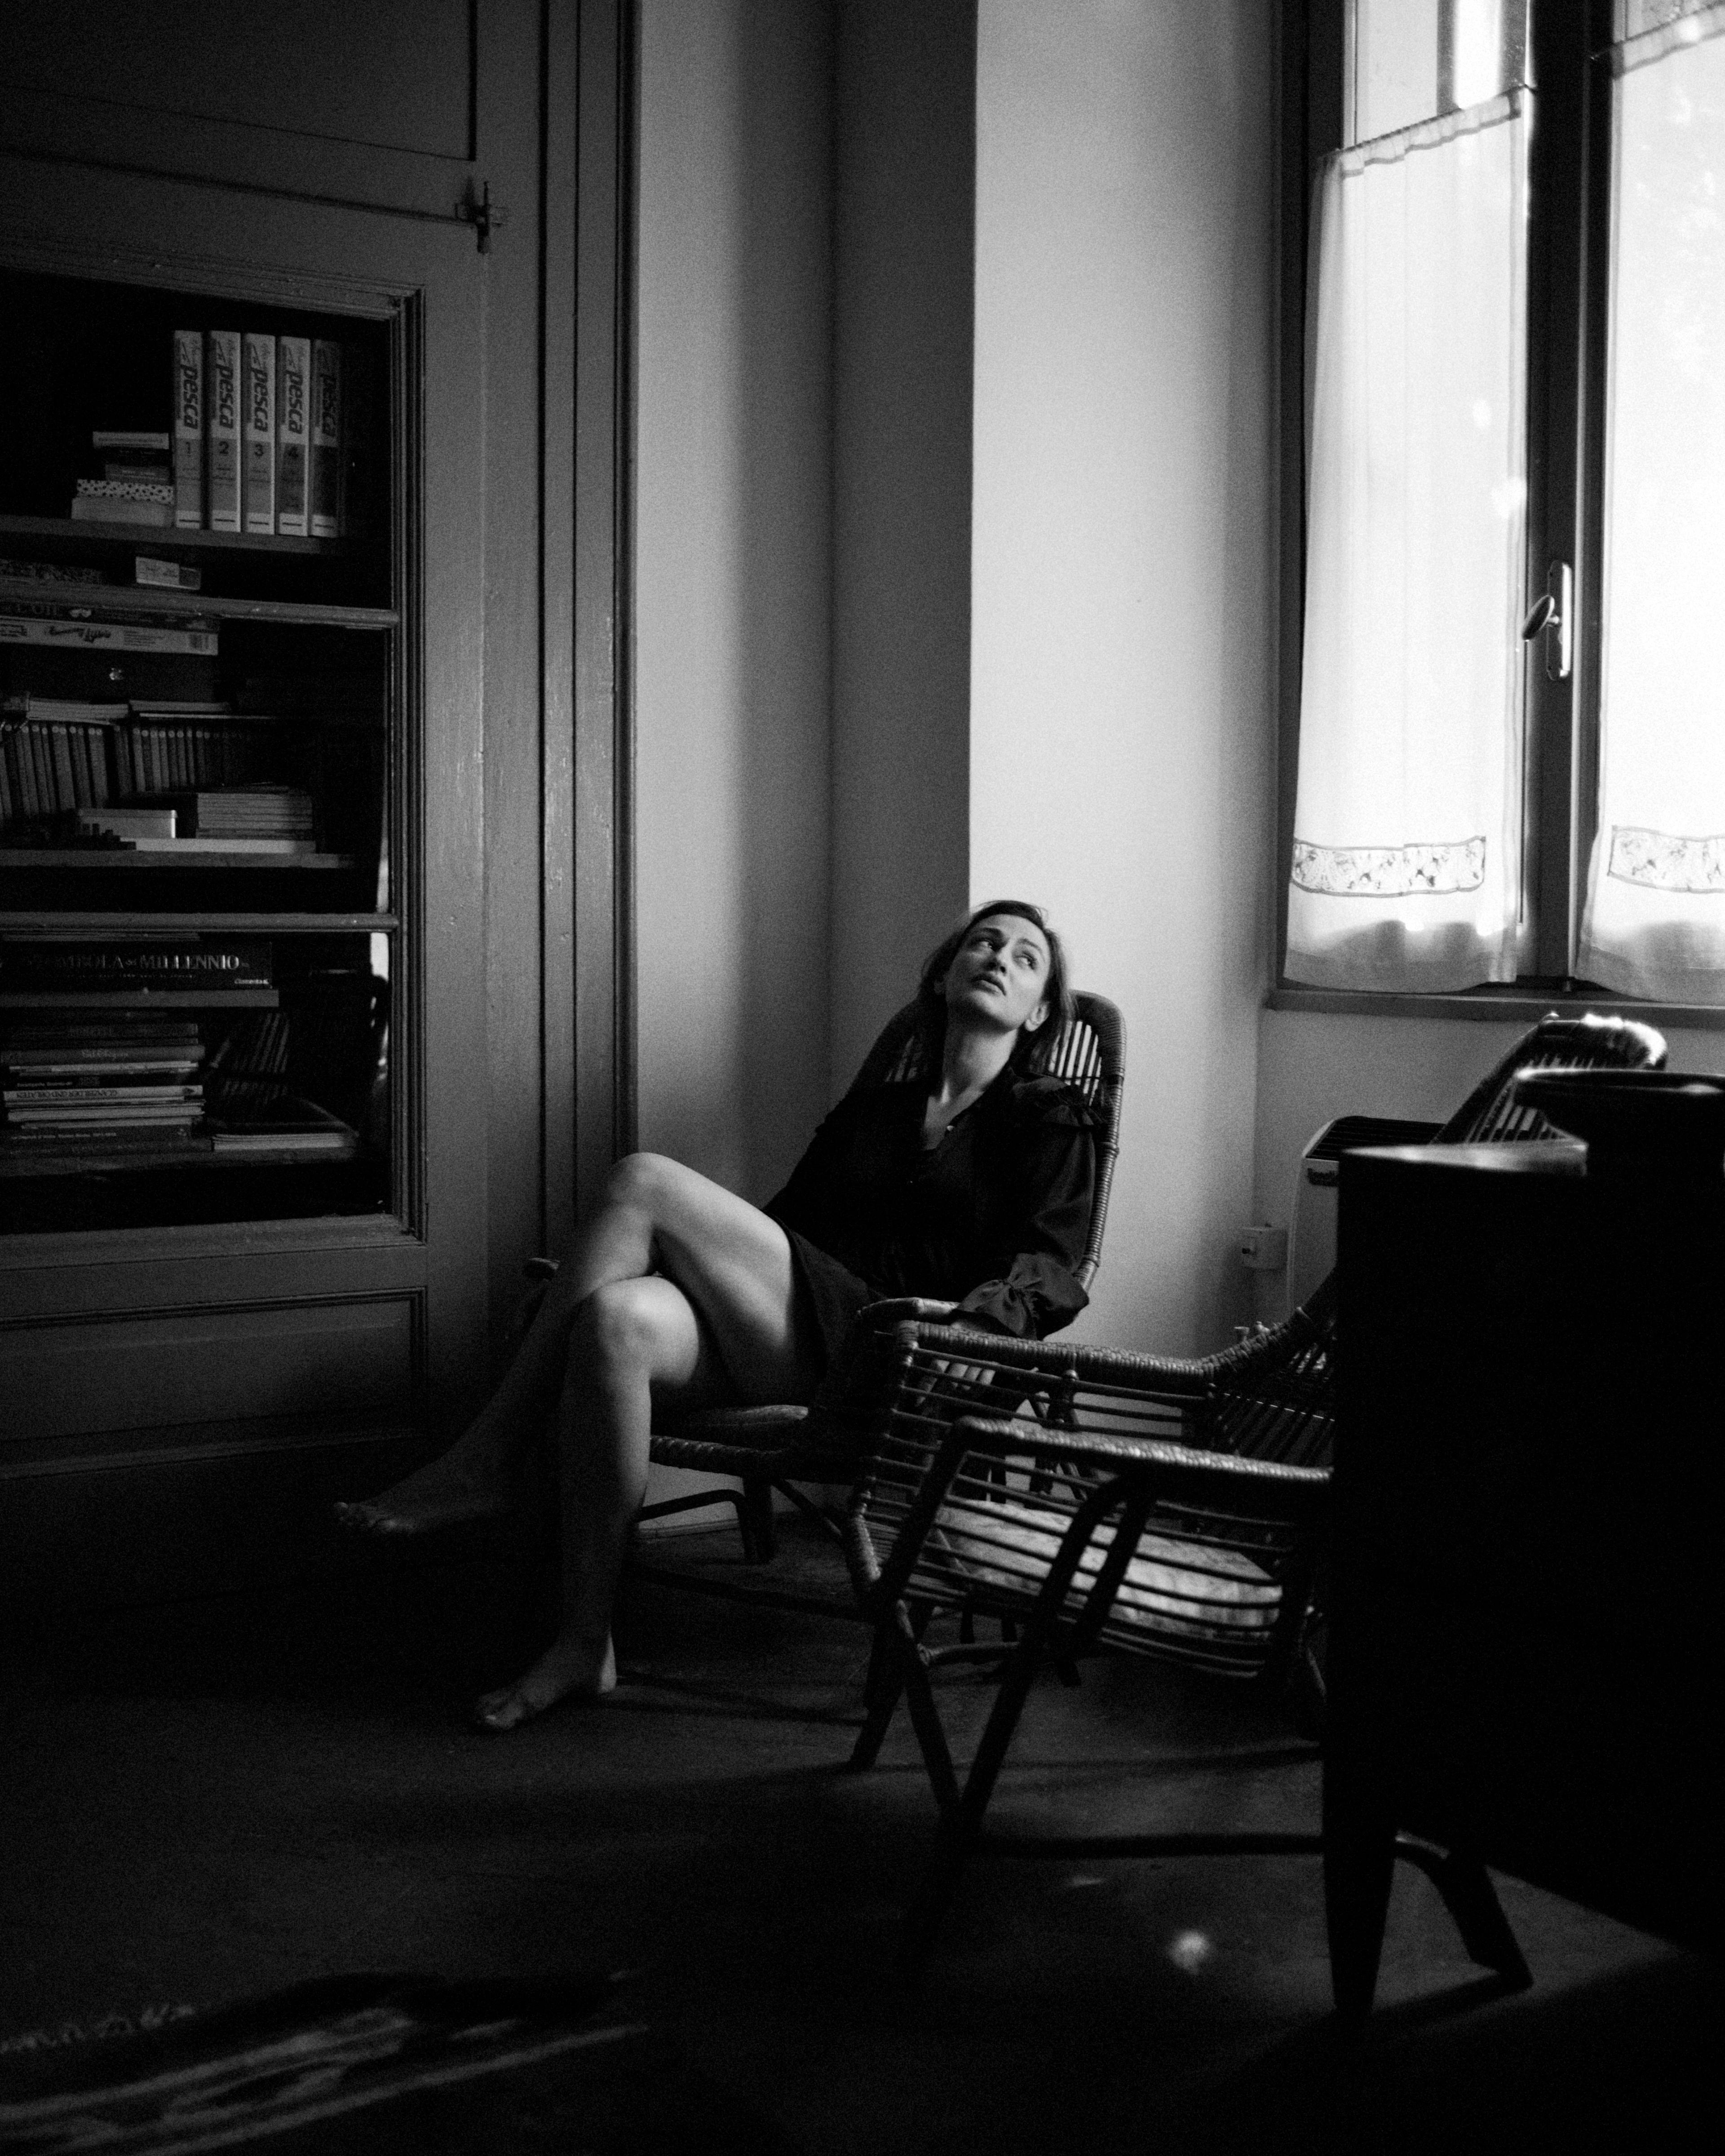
[{"xmin": 1522, "ymin": 563, "xmax": 1572, "ymax": 680}]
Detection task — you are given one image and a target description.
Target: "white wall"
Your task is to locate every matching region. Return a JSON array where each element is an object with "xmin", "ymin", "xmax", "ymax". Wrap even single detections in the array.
[
  {"xmin": 634, "ymin": 0, "xmax": 834, "ymax": 1202},
  {"xmin": 969, "ymin": 0, "xmax": 1278, "ymax": 1354}
]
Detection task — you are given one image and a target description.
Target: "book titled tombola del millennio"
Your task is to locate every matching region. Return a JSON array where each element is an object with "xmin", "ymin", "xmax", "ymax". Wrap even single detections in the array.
[{"xmin": 0, "ymin": 940, "xmax": 274, "ymax": 993}]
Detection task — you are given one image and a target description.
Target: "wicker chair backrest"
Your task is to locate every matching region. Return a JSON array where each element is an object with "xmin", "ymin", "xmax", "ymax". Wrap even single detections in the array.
[
  {"xmin": 844, "ymin": 990, "xmax": 1126, "ymax": 1291},
  {"xmin": 1435, "ymin": 1011, "xmax": 1667, "ymax": 1146}
]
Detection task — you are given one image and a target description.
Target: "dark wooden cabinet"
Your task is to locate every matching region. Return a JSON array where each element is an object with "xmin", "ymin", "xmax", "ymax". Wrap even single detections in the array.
[
  {"xmin": 0, "ymin": 2, "xmax": 632, "ymax": 1612},
  {"xmin": 1326, "ymin": 1142, "xmax": 1725, "ymax": 2008}
]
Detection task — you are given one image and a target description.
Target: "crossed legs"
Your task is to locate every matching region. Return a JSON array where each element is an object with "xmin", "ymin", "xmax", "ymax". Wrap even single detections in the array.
[{"xmin": 335, "ymin": 1153, "xmax": 822, "ymax": 1727}]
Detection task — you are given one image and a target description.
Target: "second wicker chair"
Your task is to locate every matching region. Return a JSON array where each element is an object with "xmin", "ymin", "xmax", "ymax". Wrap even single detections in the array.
[{"xmin": 840, "ymin": 1009, "xmax": 1666, "ymax": 1983}]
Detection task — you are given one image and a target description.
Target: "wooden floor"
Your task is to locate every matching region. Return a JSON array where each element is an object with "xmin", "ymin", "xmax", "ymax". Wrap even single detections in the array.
[{"xmin": 0, "ymin": 1516, "xmax": 1715, "ymax": 2154}]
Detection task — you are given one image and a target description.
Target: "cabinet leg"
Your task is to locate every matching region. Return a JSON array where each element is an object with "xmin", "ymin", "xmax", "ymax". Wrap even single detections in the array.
[
  {"xmin": 1324, "ymin": 1776, "xmax": 1396, "ymax": 2022},
  {"xmin": 1393, "ymin": 1840, "xmax": 1532, "ymax": 1991}
]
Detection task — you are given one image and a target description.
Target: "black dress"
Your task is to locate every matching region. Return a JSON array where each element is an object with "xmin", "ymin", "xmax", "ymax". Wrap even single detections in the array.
[{"xmin": 763, "ymin": 1065, "xmax": 1099, "ymax": 1370}]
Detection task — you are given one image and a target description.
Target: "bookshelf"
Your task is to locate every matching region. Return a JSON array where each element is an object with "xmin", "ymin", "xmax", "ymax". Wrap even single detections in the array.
[{"xmin": 0, "ymin": 265, "xmax": 395, "ymax": 1237}]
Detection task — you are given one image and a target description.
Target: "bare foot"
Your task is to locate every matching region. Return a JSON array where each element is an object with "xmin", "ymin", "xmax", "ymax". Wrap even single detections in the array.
[
  {"xmin": 471, "ymin": 1633, "xmax": 617, "ymax": 1732},
  {"xmin": 333, "ymin": 1456, "xmax": 511, "ymax": 1537}
]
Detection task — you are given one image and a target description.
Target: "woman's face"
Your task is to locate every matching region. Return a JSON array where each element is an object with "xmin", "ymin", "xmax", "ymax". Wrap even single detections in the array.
[{"xmin": 943, "ymin": 913, "xmax": 1053, "ymax": 1038}]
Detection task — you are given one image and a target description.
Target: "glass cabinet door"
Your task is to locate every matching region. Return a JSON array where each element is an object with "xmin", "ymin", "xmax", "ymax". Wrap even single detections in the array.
[{"xmin": 0, "ymin": 270, "xmax": 399, "ymax": 1234}]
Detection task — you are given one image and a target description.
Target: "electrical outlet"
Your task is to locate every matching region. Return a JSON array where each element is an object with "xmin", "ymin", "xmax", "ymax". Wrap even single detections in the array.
[{"xmin": 1238, "ymin": 1223, "xmax": 1287, "ymax": 1272}]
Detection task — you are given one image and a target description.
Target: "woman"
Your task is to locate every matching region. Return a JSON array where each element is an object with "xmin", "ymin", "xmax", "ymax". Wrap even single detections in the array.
[{"xmin": 336, "ymin": 900, "xmax": 1097, "ymax": 1730}]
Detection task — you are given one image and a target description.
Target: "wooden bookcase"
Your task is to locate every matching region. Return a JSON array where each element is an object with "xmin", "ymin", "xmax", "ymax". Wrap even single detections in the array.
[{"xmin": 0, "ymin": 154, "xmax": 490, "ymax": 1606}]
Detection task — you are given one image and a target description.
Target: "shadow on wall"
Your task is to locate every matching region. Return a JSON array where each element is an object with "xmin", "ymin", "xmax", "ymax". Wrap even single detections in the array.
[{"xmin": 734, "ymin": 0, "xmax": 836, "ymax": 1199}]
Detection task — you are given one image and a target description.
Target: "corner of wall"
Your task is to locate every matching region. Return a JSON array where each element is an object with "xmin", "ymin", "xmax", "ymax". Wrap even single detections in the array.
[{"xmin": 828, "ymin": 0, "xmax": 978, "ymax": 1091}]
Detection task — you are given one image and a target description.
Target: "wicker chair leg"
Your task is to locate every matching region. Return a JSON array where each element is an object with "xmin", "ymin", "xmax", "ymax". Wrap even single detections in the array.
[
  {"xmin": 895, "ymin": 1477, "xmax": 1139, "ymax": 1968},
  {"xmin": 897, "ymin": 1627, "xmax": 962, "ymax": 1815},
  {"xmin": 850, "ymin": 1625, "xmax": 906, "ymax": 1771},
  {"xmin": 738, "ymin": 1479, "xmax": 778, "ymax": 1564},
  {"xmin": 1287, "ymin": 1605, "xmax": 1328, "ymax": 1742},
  {"xmin": 895, "ymin": 1626, "xmax": 1051, "ymax": 1976}
]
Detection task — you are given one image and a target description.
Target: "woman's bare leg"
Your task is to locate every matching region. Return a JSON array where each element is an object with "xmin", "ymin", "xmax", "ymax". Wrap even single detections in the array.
[
  {"xmin": 471, "ymin": 1272, "xmax": 718, "ymax": 1727},
  {"xmin": 337, "ymin": 1156, "xmax": 823, "ymax": 1719},
  {"xmin": 336, "ymin": 1151, "xmax": 815, "ymax": 1535},
  {"xmin": 451, "ymin": 1153, "xmax": 824, "ymax": 1727}
]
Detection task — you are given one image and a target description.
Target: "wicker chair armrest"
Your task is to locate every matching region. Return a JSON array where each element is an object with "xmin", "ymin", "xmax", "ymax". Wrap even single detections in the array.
[
  {"xmin": 929, "ymin": 1276, "xmax": 1337, "ymax": 1394},
  {"xmin": 857, "ymin": 1296, "xmax": 960, "ymax": 1327},
  {"xmin": 885, "ymin": 1317, "xmax": 1224, "ymax": 1401},
  {"xmin": 954, "ymin": 1413, "xmax": 1330, "ymax": 1512}
]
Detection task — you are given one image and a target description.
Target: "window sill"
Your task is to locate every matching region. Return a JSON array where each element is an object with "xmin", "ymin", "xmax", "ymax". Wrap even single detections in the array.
[{"xmin": 1266, "ymin": 983, "xmax": 1725, "ymax": 1029}]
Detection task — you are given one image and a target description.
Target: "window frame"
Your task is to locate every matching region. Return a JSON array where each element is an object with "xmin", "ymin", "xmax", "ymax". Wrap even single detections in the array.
[{"xmin": 1271, "ymin": 0, "xmax": 1725, "ymax": 1024}]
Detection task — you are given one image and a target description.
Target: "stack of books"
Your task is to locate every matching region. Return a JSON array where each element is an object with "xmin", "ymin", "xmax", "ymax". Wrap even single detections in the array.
[
  {"xmin": 0, "ymin": 558, "xmax": 110, "ymax": 590},
  {"xmin": 69, "ymin": 430, "xmax": 175, "ymax": 529},
  {"xmin": 1, "ymin": 1015, "xmax": 207, "ymax": 1143},
  {"xmin": 0, "ymin": 698, "xmax": 327, "ymax": 857},
  {"xmin": 161, "ymin": 783, "xmax": 316, "ymax": 848}
]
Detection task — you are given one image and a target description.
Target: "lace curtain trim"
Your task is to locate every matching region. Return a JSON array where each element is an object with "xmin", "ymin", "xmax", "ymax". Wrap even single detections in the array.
[
  {"xmin": 1607, "ymin": 825, "xmax": 1725, "ymax": 892},
  {"xmin": 1291, "ymin": 837, "xmax": 1486, "ymax": 897}
]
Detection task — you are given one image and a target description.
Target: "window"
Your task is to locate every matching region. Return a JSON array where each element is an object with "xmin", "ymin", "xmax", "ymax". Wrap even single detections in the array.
[{"xmin": 1281, "ymin": 0, "xmax": 1725, "ymax": 1007}]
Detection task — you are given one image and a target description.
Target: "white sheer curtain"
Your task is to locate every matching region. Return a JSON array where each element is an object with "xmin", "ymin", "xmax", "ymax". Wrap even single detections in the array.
[
  {"xmin": 1577, "ymin": 7, "xmax": 1725, "ymax": 1001},
  {"xmin": 1287, "ymin": 93, "xmax": 1529, "ymax": 993}
]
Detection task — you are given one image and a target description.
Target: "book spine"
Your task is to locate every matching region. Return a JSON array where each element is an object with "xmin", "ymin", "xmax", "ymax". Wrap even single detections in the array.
[
  {"xmin": 0, "ymin": 942, "xmax": 274, "ymax": 990},
  {"xmin": 67, "ymin": 499, "xmax": 176, "ymax": 527},
  {"xmin": 205, "ymin": 330, "xmax": 242, "ymax": 534},
  {"xmin": 242, "ymin": 333, "xmax": 277, "ymax": 535},
  {"xmin": 49, "ymin": 724, "xmax": 76, "ymax": 813},
  {"xmin": 310, "ymin": 340, "xmax": 342, "ymax": 539},
  {"xmin": 276, "ymin": 336, "xmax": 310, "ymax": 539},
  {"xmin": 0, "ymin": 619, "xmax": 219, "ymax": 658},
  {"xmin": 173, "ymin": 331, "xmax": 204, "ymax": 530},
  {"xmin": 133, "ymin": 557, "xmax": 203, "ymax": 592}
]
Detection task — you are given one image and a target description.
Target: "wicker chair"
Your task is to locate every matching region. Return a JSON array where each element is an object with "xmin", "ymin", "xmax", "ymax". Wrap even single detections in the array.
[
  {"xmin": 1297, "ymin": 1010, "xmax": 1669, "ymax": 1254},
  {"xmin": 630, "ymin": 990, "xmax": 1125, "ymax": 1595},
  {"xmin": 841, "ymin": 1008, "xmax": 1667, "ymax": 1984},
  {"xmin": 520, "ymin": 991, "xmax": 1125, "ymax": 1604}
]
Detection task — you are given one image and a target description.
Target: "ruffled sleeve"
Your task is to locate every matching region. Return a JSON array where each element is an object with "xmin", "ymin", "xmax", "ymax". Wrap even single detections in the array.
[{"xmin": 953, "ymin": 1076, "xmax": 1101, "ymax": 1337}]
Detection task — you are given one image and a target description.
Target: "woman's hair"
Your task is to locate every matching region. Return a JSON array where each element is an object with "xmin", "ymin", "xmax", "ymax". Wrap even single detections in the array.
[{"xmin": 913, "ymin": 899, "xmax": 1073, "ymax": 1078}]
